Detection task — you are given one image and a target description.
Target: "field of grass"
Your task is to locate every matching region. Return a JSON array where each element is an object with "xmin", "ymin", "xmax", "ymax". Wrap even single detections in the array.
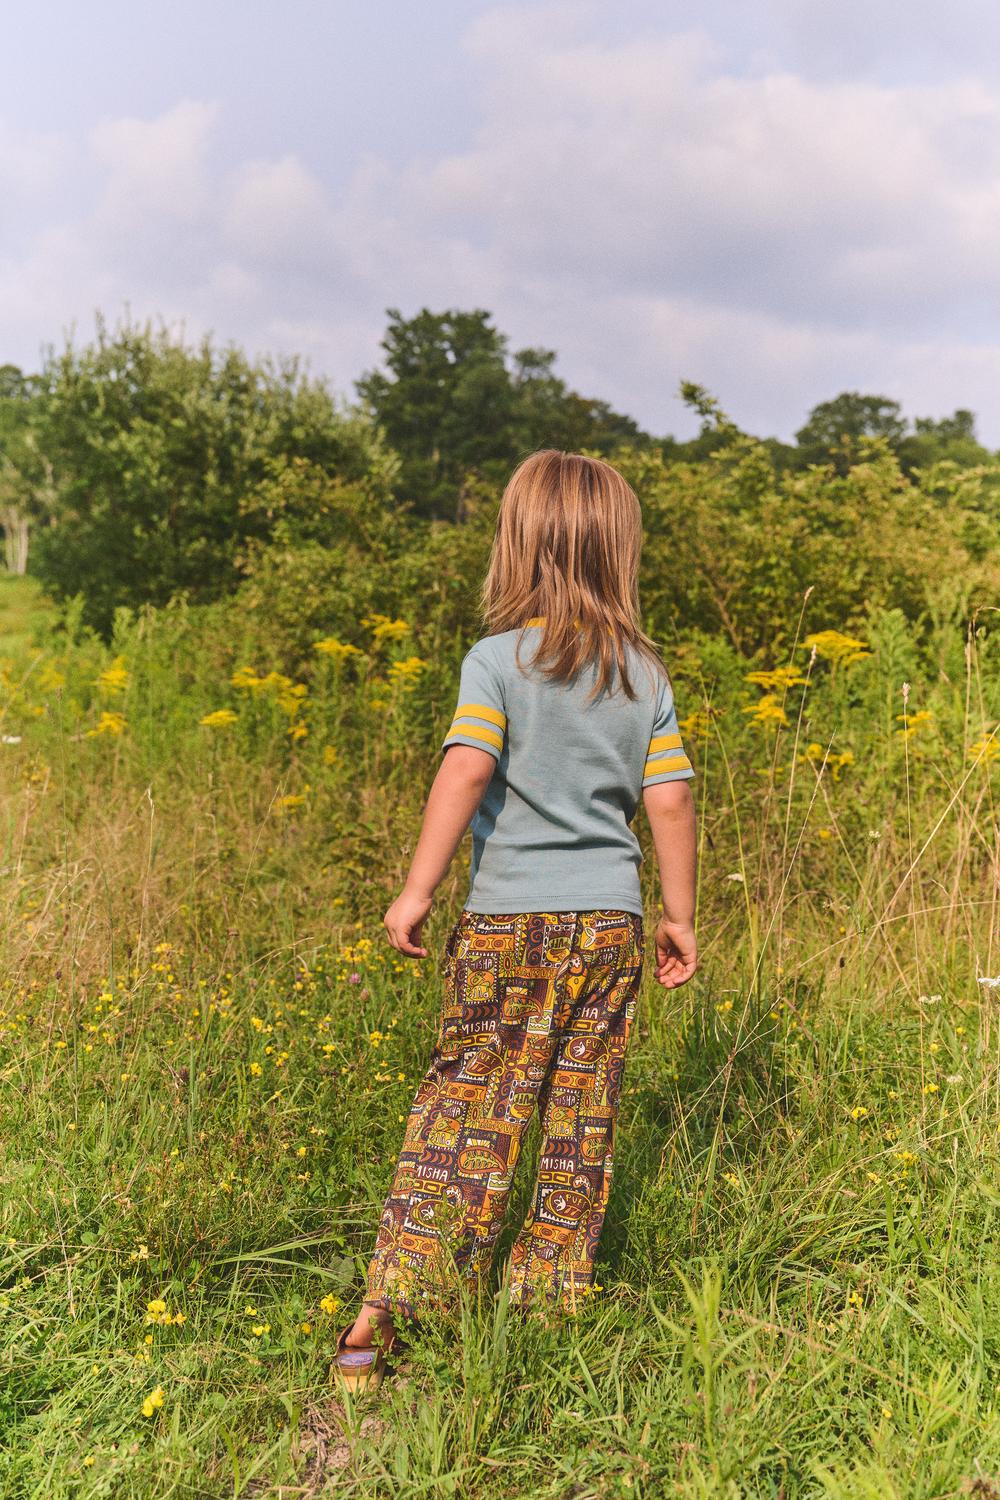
[{"xmin": 2, "ymin": 571, "xmax": 1000, "ymax": 1498}]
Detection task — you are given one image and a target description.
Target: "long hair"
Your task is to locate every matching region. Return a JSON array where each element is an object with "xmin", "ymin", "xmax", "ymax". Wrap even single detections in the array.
[{"xmin": 480, "ymin": 449, "xmax": 667, "ymax": 700}]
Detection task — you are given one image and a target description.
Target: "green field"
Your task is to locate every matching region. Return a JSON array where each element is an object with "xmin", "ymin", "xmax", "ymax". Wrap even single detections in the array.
[{"xmin": 1, "ymin": 561, "xmax": 999, "ymax": 1499}]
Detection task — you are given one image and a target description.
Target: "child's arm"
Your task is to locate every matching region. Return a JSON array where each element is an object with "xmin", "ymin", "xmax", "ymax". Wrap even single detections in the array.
[
  {"xmin": 642, "ymin": 779, "xmax": 698, "ymax": 989},
  {"xmin": 383, "ymin": 745, "xmax": 495, "ymax": 958}
]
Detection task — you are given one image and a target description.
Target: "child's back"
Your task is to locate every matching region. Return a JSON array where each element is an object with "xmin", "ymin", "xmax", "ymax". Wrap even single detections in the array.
[
  {"xmin": 334, "ymin": 450, "xmax": 699, "ymax": 1381},
  {"xmin": 444, "ymin": 621, "xmax": 693, "ymax": 916}
]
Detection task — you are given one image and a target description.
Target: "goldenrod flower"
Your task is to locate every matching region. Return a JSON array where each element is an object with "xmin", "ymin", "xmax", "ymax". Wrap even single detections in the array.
[
  {"xmin": 94, "ymin": 656, "xmax": 130, "ymax": 695},
  {"xmin": 362, "ymin": 613, "xmax": 409, "ymax": 643},
  {"xmin": 313, "ymin": 638, "xmax": 362, "ymax": 661},
  {"xmin": 199, "ymin": 708, "xmax": 238, "ymax": 729},
  {"xmin": 679, "ymin": 709, "xmax": 718, "ymax": 740},
  {"xmin": 744, "ymin": 664, "xmax": 808, "ymax": 691},
  {"xmin": 37, "ymin": 662, "xmax": 66, "ymax": 692},
  {"xmin": 86, "ymin": 711, "xmax": 127, "ymax": 737},
  {"xmin": 273, "ymin": 789, "xmax": 309, "ymax": 815},
  {"xmin": 969, "ymin": 727, "xmax": 999, "ymax": 764},
  {"xmin": 388, "ymin": 656, "xmax": 428, "ymax": 688},
  {"xmin": 742, "ymin": 694, "xmax": 788, "ymax": 727},
  {"xmin": 802, "ymin": 631, "xmax": 871, "ymax": 666}
]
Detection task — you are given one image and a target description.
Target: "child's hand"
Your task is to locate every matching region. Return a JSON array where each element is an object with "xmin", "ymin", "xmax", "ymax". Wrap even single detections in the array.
[
  {"xmin": 653, "ymin": 917, "xmax": 698, "ymax": 989},
  {"xmin": 384, "ymin": 890, "xmax": 433, "ymax": 958}
]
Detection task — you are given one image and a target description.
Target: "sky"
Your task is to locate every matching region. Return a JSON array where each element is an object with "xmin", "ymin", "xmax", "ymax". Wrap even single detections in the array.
[{"xmin": 3, "ymin": 0, "xmax": 1000, "ymax": 443}]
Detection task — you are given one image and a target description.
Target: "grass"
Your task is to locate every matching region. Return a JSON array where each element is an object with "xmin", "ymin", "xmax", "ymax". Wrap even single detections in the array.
[{"xmin": 1, "ymin": 573, "xmax": 1000, "ymax": 1497}]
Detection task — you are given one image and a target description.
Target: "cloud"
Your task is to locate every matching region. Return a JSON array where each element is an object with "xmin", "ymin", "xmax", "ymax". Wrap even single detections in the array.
[
  {"xmin": 1, "ymin": 6, "xmax": 999, "ymax": 443},
  {"xmin": 90, "ymin": 99, "xmax": 219, "ymax": 226}
]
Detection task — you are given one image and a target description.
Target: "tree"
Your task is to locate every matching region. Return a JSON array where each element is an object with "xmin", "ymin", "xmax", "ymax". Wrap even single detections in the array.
[
  {"xmin": 794, "ymin": 392, "xmax": 908, "ymax": 473},
  {"xmin": 357, "ymin": 309, "xmax": 650, "ymax": 516},
  {"xmin": 29, "ymin": 316, "xmax": 387, "ymax": 635},
  {"xmin": 899, "ymin": 408, "xmax": 991, "ymax": 471},
  {"xmin": 357, "ymin": 308, "xmax": 519, "ymax": 516},
  {"xmin": 511, "ymin": 347, "xmax": 647, "ymax": 456},
  {"xmin": 0, "ymin": 365, "xmax": 55, "ymax": 575}
]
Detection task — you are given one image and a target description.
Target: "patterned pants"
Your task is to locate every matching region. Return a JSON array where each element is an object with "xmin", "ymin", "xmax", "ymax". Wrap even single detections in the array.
[{"xmin": 364, "ymin": 908, "xmax": 644, "ymax": 1315}]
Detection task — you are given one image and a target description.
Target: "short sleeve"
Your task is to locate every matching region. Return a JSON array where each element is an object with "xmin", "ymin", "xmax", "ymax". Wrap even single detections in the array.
[
  {"xmin": 642, "ymin": 675, "xmax": 694, "ymax": 787},
  {"xmin": 441, "ymin": 643, "xmax": 506, "ymax": 763}
]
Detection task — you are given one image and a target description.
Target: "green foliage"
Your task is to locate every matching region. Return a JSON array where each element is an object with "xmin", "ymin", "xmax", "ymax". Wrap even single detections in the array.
[
  {"xmin": 2, "ymin": 566, "xmax": 1000, "ymax": 1495},
  {"xmin": 27, "ymin": 317, "xmax": 387, "ymax": 636},
  {"xmin": 357, "ymin": 307, "xmax": 648, "ymax": 516},
  {"xmin": 616, "ymin": 438, "xmax": 1000, "ymax": 656},
  {"xmin": 794, "ymin": 391, "xmax": 994, "ymax": 475}
]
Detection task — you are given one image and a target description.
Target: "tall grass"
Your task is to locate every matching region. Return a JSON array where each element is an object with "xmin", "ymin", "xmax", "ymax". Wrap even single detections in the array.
[{"xmin": 1, "ymin": 573, "xmax": 999, "ymax": 1497}]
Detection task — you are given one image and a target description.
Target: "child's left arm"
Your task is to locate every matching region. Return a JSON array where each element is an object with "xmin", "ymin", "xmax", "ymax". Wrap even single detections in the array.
[{"xmin": 383, "ymin": 745, "xmax": 494, "ymax": 957}]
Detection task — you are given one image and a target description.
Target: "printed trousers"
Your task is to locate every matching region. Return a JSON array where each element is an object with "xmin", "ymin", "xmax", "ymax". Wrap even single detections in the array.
[{"xmin": 365, "ymin": 908, "xmax": 644, "ymax": 1315}]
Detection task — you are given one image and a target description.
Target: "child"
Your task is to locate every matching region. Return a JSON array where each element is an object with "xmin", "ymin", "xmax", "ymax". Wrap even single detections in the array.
[{"xmin": 333, "ymin": 449, "xmax": 697, "ymax": 1389}]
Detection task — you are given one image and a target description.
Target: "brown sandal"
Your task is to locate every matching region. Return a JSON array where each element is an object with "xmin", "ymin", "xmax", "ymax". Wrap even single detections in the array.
[{"xmin": 331, "ymin": 1321, "xmax": 398, "ymax": 1394}]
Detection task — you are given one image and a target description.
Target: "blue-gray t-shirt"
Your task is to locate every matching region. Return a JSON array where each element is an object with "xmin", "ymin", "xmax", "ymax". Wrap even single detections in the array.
[{"xmin": 441, "ymin": 622, "xmax": 694, "ymax": 917}]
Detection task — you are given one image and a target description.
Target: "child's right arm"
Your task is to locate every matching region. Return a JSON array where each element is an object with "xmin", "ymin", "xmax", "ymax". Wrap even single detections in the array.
[{"xmin": 642, "ymin": 779, "xmax": 698, "ymax": 989}]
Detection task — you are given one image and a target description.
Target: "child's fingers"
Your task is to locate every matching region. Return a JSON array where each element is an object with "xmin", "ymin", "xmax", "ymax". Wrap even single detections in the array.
[
  {"xmin": 653, "ymin": 953, "xmax": 697, "ymax": 988},
  {"xmin": 384, "ymin": 922, "xmax": 428, "ymax": 958},
  {"xmin": 399, "ymin": 942, "xmax": 428, "ymax": 958}
]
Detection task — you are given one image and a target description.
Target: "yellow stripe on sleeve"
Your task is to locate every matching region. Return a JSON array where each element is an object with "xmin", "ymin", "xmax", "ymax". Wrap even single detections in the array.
[
  {"xmin": 454, "ymin": 701, "xmax": 506, "ymax": 730},
  {"xmin": 648, "ymin": 733, "xmax": 683, "ymax": 753},
  {"xmin": 445, "ymin": 720, "xmax": 504, "ymax": 752},
  {"xmin": 643, "ymin": 753, "xmax": 693, "ymax": 779}
]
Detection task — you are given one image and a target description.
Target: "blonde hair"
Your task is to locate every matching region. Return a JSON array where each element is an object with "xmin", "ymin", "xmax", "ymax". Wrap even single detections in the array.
[{"xmin": 481, "ymin": 449, "xmax": 667, "ymax": 700}]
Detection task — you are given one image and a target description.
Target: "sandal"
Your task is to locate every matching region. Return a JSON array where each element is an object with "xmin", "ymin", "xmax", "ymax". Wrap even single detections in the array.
[{"xmin": 331, "ymin": 1320, "xmax": 398, "ymax": 1394}]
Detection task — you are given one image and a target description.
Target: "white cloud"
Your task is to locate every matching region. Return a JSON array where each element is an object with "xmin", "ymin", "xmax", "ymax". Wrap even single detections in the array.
[
  {"xmin": 1, "ymin": 7, "xmax": 999, "ymax": 442},
  {"xmin": 90, "ymin": 99, "xmax": 218, "ymax": 225}
]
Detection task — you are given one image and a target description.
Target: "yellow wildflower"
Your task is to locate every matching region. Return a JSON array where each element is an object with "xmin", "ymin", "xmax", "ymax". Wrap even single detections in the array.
[
  {"xmin": 968, "ymin": 727, "xmax": 999, "ymax": 764},
  {"xmin": 141, "ymin": 1385, "xmax": 165, "ymax": 1418},
  {"xmin": 37, "ymin": 662, "xmax": 66, "ymax": 692},
  {"xmin": 679, "ymin": 709, "xmax": 716, "ymax": 740},
  {"xmin": 199, "ymin": 708, "xmax": 238, "ymax": 729},
  {"xmin": 313, "ymin": 638, "xmax": 362, "ymax": 661},
  {"xmin": 94, "ymin": 656, "xmax": 130, "ymax": 695},
  {"xmin": 273, "ymin": 789, "xmax": 309, "ymax": 815},
  {"xmin": 895, "ymin": 708, "xmax": 934, "ymax": 741},
  {"xmin": 742, "ymin": 694, "xmax": 788, "ymax": 727},
  {"xmin": 86, "ymin": 711, "xmax": 127, "ymax": 738},
  {"xmin": 362, "ymin": 613, "xmax": 409, "ymax": 643},
  {"xmin": 388, "ymin": 656, "xmax": 428, "ymax": 688},
  {"xmin": 802, "ymin": 631, "xmax": 872, "ymax": 666},
  {"xmin": 744, "ymin": 664, "xmax": 808, "ymax": 691}
]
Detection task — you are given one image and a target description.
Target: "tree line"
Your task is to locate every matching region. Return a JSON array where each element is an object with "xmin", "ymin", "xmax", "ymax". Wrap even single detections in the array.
[{"xmin": 0, "ymin": 309, "xmax": 997, "ymax": 644}]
